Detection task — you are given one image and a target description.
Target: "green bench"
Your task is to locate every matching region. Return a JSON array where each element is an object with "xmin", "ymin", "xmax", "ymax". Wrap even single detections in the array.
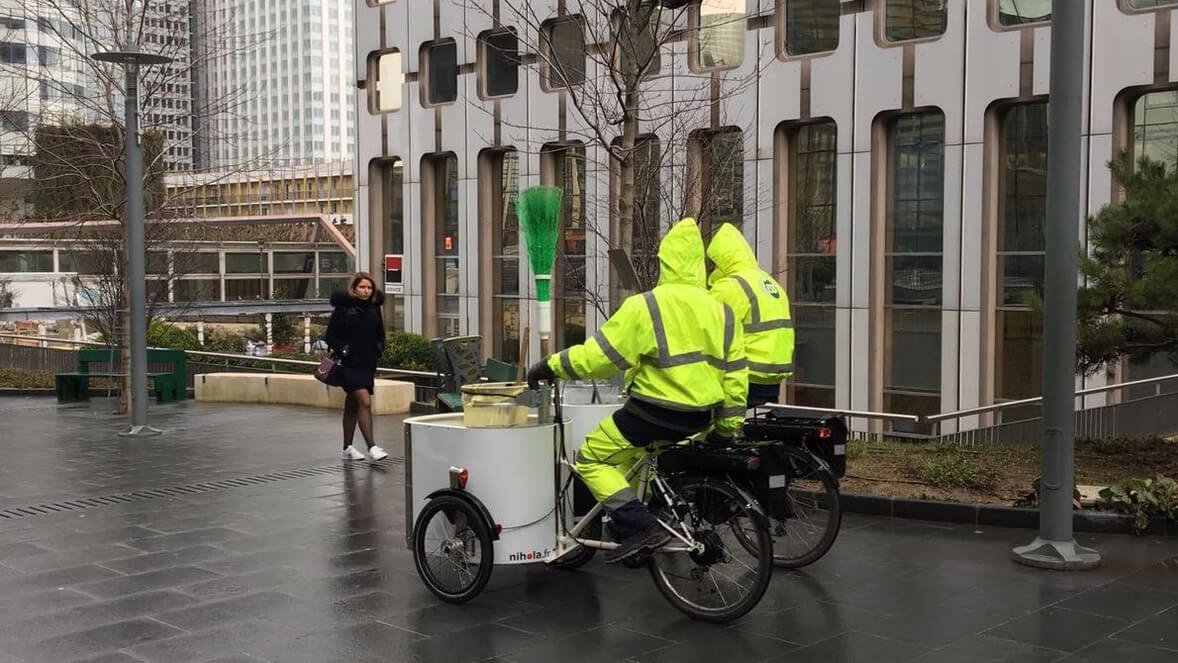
[
  {"xmin": 429, "ymin": 335, "xmax": 519, "ymax": 412},
  {"xmin": 55, "ymin": 347, "xmax": 188, "ymax": 403}
]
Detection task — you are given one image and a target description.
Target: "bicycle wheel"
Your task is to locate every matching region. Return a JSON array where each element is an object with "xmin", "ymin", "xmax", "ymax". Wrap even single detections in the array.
[
  {"xmin": 771, "ymin": 454, "xmax": 841, "ymax": 568},
  {"xmin": 648, "ymin": 476, "xmax": 773, "ymax": 623},
  {"xmin": 412, "ymin": 495, "xmax": 494, "ymax": 603}
]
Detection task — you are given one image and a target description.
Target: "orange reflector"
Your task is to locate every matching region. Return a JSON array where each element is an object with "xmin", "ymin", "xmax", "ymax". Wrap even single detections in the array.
[{"xmin": 817, "ymin": 427, "xmax": 832, "ymax": 439}]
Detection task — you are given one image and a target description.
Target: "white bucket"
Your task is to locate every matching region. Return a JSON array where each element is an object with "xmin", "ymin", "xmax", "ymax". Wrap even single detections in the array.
[
  {"xmin": 561, "ymin": 380, "xmax": 623, "ymax": 405},
  {"xmin": 406, "ymin": 413, "xmax": 563, "ymax": 565}
]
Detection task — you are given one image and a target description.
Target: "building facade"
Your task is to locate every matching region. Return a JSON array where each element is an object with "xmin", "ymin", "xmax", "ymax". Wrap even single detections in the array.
[
  {"xmin": 0, "ymin": 1, "xmax": 196, "ymax": 177},
  {"xmin": 166, "ymin": 160, "xmax": 354, "ymax": 219},
  {"xmin": 0, "ymin": 0, "xmax": 92, "ymax": 183},
  {"xmin": 197, "ymin": 0, "xmax": 355, "ymax": 169},
  {"xmin": 352, "ymin": 0, "xmax": 1178, "ymax": 429},
  {"xmin": 0, "ymin": 236, "xmax": 354, "ymax": 309}
]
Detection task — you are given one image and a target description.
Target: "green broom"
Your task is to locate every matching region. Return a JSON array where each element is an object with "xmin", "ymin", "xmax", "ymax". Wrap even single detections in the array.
[{"xmin": 517, "ymin": 185, "xmax": 562, "ymax": 357}]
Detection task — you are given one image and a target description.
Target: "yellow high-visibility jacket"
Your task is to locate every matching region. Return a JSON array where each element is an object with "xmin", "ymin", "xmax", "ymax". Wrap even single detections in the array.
[
  {"xmin": 547, "ymin": 219, "xmax": 749, "ymax": 435},
  {"xmin": 707, "ymin": 223, "xmax": 795, "ymax": 385}
]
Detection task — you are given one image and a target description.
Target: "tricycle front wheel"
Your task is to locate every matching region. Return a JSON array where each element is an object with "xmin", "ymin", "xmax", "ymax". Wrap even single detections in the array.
[{"xmin": 412, "ymin": 494, "xmax": 494, "ymax": 603}]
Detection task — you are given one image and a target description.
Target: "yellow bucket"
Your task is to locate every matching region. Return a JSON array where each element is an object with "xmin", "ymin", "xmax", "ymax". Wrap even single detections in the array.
[{"xmin": 460, "ymin": 382, "xmax": 529, "ymax": 428}]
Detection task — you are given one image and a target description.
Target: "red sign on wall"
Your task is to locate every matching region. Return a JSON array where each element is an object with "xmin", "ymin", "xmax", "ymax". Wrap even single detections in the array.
[{"xmin": 384, "ymin": 254, "xmax": 403, "ymax": 295}]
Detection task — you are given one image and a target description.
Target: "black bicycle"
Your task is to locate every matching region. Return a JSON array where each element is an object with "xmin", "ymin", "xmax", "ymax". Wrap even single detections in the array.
[{"xmin": 737, "ymin": 410, "xmax": 846, "ymax": 568}]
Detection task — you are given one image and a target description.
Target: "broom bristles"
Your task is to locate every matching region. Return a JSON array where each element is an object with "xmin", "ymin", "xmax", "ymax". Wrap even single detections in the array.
[{"xmin": 517, "ymin": 186, "xmax": 562, "ymax": 277}]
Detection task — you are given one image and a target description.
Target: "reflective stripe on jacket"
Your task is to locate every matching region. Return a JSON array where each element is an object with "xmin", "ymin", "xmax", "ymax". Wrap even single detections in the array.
[
  {"xmin": 547, "ymin": 218, "xmax": 748, "ymax": 435},
  {"xmin": 707, "ymin": 223, "xmax": 795, "ymax": 385}
]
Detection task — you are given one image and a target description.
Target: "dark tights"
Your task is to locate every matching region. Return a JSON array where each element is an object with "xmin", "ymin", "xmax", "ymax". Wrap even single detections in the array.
[{"xmin": 343, "ymin": 389, "xmax": 375, "ymax": 449}]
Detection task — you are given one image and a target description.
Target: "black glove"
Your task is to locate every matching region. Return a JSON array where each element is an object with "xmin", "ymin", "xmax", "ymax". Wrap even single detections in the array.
[{"xmin": 526, "ymin": 360, "xmax": 556, "ymax": 390}]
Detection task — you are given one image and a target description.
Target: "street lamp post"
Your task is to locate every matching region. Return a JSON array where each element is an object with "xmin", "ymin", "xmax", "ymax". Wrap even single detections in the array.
[
  {"xmin": 91, "ymin": 48, "xmax": 173, "ymax": 438},
  {"xmin": 1011, "ymin": 0, "xmax": 1100, "ymax": 570}
]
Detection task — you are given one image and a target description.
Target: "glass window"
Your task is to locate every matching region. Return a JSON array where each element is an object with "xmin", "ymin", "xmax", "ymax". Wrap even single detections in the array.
[
  {"xmin": 424, "ymin": 39, "xmax": 458, "ymax": 106},
  {"xmin": 480, "ymin": 28, "xmax": 519, "ymax": 99},
  {"xmin": 884, "ymin": 0, "xmax": 948, "ymax": 42},
  {"xmin": 996, "ymin": 103, "xmax": 1047, "ymax": 401},
  {"xmin": 367, "ymin": 49, "xmax": 403, "ymax": 112},
  {"xmin": 542, "ymin": 143, "xmax": 588, "ymax": 348},
  {"xmin": 225, "ymin": 279, "xmax": 264, "ymax": 301},
  {"xmin": 272, "ymin": 277, "xmax": 313, "ymax": 299},
  {"xmin": 273, "ymin": 252, "xmax": 315, "ymax": 273},
  {"xmin": 381, "ymin": 159, "xmax": 405, "ymax": 324},
  {"xmin": 0, "ymin": 250, "xmax": 53, "ymax": 272},
  {"xmin": 225, "ymin": 252, "xmax": 265, "ymax": 273},
  {"xmin": 0, "ymin": 42, "xmax": 26, "ymax": 65},
  {"xmin": 490, "ymin": 149, "xmax": 521, "ymax": 363},
  {"xmin": 59, "ymin": 251, "xmax": 110, "ymax": 275},
  {"xmin": 997, "ymin": 0, "xmax": 1051, "ymax": 25},
  {"xmin": 784, "ymin": 121, "xmax": 838, "ymax": 407},
  {"xmin": 1133, "ymin": 90, "xmax": 1178, "ymax": 167},
  {"xmin": 146, "ymin": 252, "xmax": 170, "ymax": 275},
  {"xmin": 783, "ymin": 0, "xmax": 841, "ymax": 56},
  {"xmin": 885, "ymin": 111, "xmax": 945, "ymax": 427},
  {"xmin": 692, "ymin": 128, "xmax": 744, "ymax": 239},
  {"xmin": 173, "ymin": 252, "xmax": 219, "ymax": 274},
  {"xmin": 429, "ymin": 153, "xmax": 461, "ymax": 338},
  {"xmin": 693, "ymin": 0, "xmax": 745, "ymax": 71},
  {"xmin": 317, "ymin": 277, "xmax": 351, "ymax": 299},
  {"xmin": 174, "ymin": 279, "xmax": 219, "ymax": 302},
  {"xmin": 631, "ymin": 136, "xmax": 663, "ymax": 286},
  {"xmin": 998, "ymin": 103, "xmax": 1047, "ymax": 306},
  {"xmin": 543, "ymin": 16, "xmax": 586, "ymax": 90},
  {"xmin": 318, "ymin": 251, "xmax": 352, "ymax": 274},
  {"xmin": 616, "ymin": 5, "xmax": 661, "ymax": 84},
  {"xmin": 0, "ymin": 110, "xmax": 29, "ymax": 133}
]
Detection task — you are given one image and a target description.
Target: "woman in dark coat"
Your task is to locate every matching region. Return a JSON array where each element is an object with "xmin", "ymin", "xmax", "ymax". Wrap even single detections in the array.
[{"xmin": 324, "ymin": 272, "xmax": 388, "ymax": 461}]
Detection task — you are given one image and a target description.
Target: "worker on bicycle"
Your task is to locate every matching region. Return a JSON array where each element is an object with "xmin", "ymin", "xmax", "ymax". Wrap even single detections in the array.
[
  {"xmin": 527, "ymin": 218, "xmax": 749, "ymax": 564},
  {"xmin": 706, "ymin": 222, "xmax": 794, "ymax": 408}
]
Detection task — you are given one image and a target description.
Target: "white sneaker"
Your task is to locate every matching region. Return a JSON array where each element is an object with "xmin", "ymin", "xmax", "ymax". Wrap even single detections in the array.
[
  {"xmin": 342, "ymin": 445, "xmax": 366, "ymax": 460},
  {"xmin": 368, "ymin": 445, "xmax": 388, "ymax": 461}
]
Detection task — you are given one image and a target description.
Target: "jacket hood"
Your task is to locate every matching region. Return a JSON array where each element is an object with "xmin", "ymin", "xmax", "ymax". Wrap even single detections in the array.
[
  {"xmin": 330, "ymin": 289, "xmax": 385, "ymax": 307},
  {"xmin": 657, "ymin": 218, "xmax": 706, "ymax": 287},
  {"xmin": 706, "ymin": 222, "xmax": 759, "ymax": 280}
]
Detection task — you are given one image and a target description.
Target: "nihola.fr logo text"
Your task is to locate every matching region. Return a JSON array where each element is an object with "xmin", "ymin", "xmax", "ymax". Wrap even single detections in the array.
[{"xmin": 508, "ymin": 548, "xmax": 552, "ymax": 561}]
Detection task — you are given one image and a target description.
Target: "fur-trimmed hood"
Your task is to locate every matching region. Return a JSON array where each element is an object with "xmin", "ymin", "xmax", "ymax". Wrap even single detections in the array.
[{"xmin": 330, "ymin": 289, "xmax": 385, "ymax": 307}]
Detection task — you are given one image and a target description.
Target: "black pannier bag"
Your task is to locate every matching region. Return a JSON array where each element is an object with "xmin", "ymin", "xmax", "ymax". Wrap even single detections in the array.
[
  {"xmin": 656, "ymin": 441, "xmax": 791, "ymax": 522},
  {"xmin": 741, "ymin": 411, "xmax": 848, "ymax": 480}
]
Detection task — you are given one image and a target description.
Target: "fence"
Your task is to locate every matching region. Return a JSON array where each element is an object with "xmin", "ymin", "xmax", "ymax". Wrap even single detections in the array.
[
  {"xmin": 6, "ymin": 332, "xmax": 1178, "ymax": 442},
  {"xmin": 0, "ymin": 334, "xmax": 443, "ymax": 404}
]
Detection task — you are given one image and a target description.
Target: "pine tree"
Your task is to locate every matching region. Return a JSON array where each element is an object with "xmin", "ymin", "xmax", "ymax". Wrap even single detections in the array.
[{"xmin": 1077, "ymin": 154, "xmax": 1178, "ymax": 373}]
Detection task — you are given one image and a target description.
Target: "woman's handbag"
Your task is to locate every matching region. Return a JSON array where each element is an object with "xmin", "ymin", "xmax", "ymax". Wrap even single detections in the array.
[{"xmin": 313, "ymin": 353, "xmax": 338, "ymax": 384}]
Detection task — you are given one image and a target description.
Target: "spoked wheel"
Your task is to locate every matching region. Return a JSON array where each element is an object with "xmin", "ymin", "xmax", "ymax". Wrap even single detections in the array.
[
  {"xmin": 550, "ymin": 511, "xmax": 602, "ymax": 570},
  {"xmin": 647, "ymin": 476, "xmax": 773, "ymax": 623},
  {"xmin": 412, "ymin": 495, "xmax": 493, "ymax": 603},
  {"xmin": 771, "ymin": 455, "xmax": 841, "ymax": 568}
]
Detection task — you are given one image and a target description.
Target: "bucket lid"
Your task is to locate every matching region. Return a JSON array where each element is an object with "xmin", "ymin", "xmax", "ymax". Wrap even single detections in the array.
[{"xmin": 460, "ymin": 381, "xmax": 528, "ymax": 398}]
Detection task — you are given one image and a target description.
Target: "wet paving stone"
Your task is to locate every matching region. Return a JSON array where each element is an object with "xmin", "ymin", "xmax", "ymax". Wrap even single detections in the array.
[{"xmin": 1, "ymin": 398, "xmax": 1177, "ymax": 662}]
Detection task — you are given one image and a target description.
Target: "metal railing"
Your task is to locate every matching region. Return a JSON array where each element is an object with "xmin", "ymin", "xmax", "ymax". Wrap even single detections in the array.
[
  {"xmin": 0, "ymin": 332, "xmax": 443, "ymax": 403},
  {"xmin": 4, "ymin": 331, "xmax": 1178, "ymax": 442}
]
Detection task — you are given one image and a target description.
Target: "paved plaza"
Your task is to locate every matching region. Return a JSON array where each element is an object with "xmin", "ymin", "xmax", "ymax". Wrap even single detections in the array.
[{"xmin": 0, "ymin": 396, "xmax": 1177, "ymax": 662}]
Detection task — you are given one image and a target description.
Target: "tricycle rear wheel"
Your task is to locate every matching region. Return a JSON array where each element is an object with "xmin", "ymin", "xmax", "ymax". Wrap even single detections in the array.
[{"xmin": 412, "ymin": 494, "xmax": 494, "ymax": 603}]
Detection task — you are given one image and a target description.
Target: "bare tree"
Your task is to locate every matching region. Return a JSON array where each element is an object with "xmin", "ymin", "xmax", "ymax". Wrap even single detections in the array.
[
  {"xmin": 0, "ymin": 0, "xmax": 274, "ymax": 411},
  {"xmin": 465, "ymin": 0, "xmax": 772, "ymax": 318}
]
